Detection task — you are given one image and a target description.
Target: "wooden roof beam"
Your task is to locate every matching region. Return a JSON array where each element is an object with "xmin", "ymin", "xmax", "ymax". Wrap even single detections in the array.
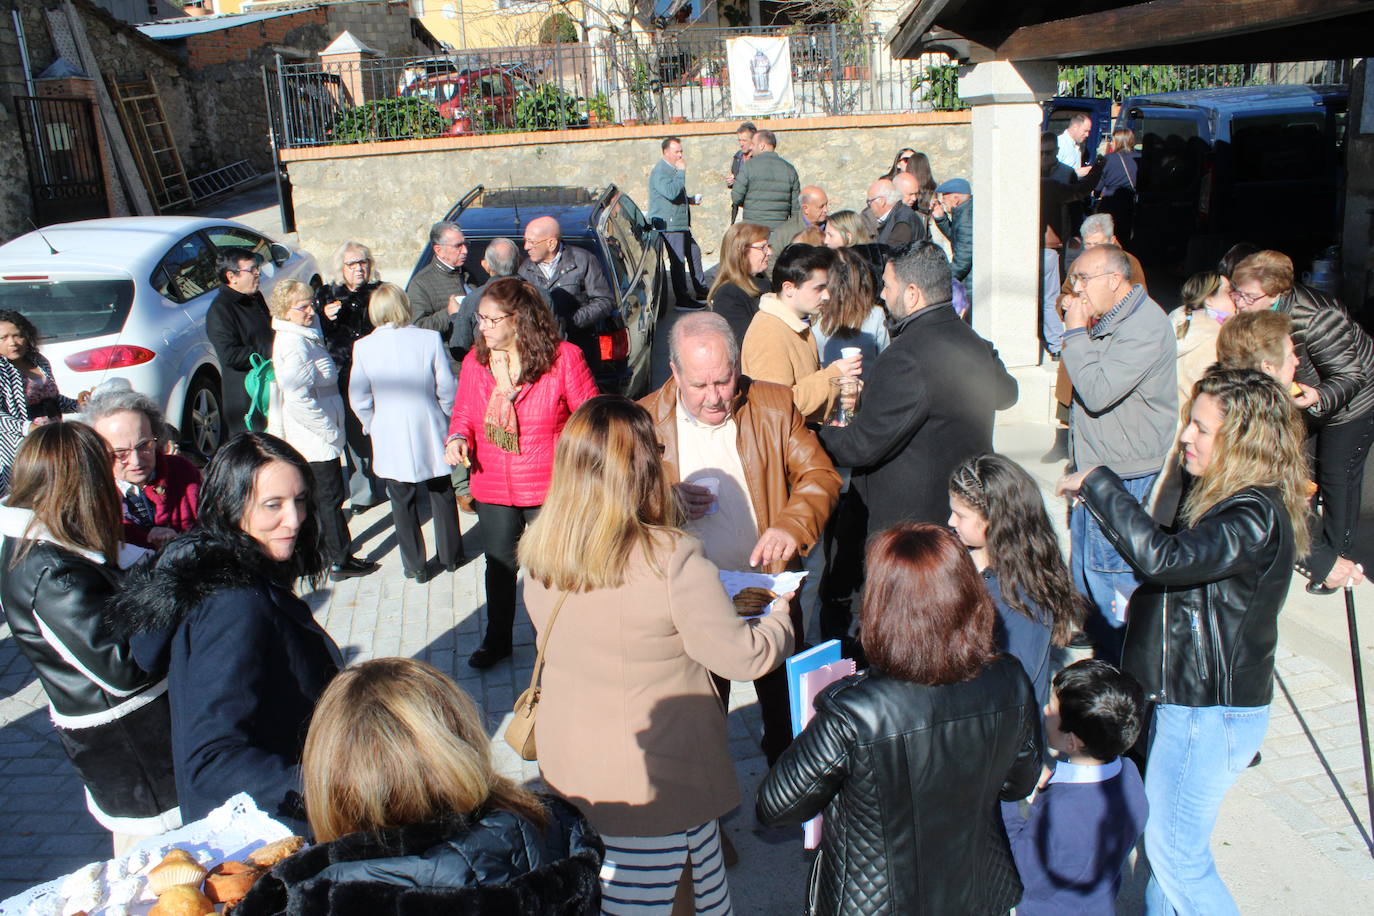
[{"xmin": 993, "ymin": 0, "xmax": 1373, "ymax": 62}]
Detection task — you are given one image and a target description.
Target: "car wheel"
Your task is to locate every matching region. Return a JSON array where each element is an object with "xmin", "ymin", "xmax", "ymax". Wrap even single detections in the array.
[{"xmin": 183, "ymin": 371, "xmax": 224, "ymax": 457}]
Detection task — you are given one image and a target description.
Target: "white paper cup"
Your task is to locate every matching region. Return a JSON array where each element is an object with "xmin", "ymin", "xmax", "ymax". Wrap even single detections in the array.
[{"xmin": 840, "ymin": 346, "xmax": 862, "ymax": 360}]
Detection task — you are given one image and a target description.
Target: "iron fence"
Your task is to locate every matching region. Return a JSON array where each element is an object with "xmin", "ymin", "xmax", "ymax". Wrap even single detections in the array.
[
  {"xmin": 266, "ymin": 25, "xmax": 940, "ymax": 148},
  {"xmin": 263, "ymin": 24, "xmax": 1353, "ymax": 150}
]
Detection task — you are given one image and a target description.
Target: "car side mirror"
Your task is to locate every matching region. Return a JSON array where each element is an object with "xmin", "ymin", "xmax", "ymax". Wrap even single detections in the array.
[{"xmin": 270, "ymin": 243, "xmax": 291, "ymax": 267}]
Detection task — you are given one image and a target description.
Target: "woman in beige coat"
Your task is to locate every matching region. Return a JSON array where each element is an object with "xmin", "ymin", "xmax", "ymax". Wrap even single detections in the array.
[
  {"xmin": 1151, "ymin": 271, "xmax": 1234, "ymax": 523},
  {"xmin": 521, "ymin": 395, "xmax": 794, "ymax": 916}
]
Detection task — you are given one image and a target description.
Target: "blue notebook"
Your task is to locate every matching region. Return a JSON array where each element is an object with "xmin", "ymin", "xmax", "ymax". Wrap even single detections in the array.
[{"xmin": 786, "ymin": 639, "xmax": 842, "ymax": 736}]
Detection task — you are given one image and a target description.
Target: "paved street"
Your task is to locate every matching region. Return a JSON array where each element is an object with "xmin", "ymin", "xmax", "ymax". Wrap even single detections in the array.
[{"xmin": 2, "ymin": 409, "xmax": 1374, "ymax": 910}]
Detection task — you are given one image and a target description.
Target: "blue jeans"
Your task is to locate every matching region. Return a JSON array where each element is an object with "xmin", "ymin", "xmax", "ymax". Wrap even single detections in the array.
[
  {"xmin": 1144, "ymin": 704, "xmax": 1270, "ymax": 915},
  {"xmin": 1070, "ymin": 470, "xmax": 1156, "ymax": 665},
  {"xmin": 1041, "ymin": 248, "xmax": 1064, "ymax": 355}
]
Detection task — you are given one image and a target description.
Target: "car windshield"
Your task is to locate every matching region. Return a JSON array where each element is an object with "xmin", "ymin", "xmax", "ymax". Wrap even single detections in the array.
[{"xmin": 0, "ymin": 278, "xmax": 136, "ymax": 344}]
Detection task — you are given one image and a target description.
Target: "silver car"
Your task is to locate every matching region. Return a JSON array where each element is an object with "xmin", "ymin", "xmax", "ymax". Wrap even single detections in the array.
[{"xmin": 0, "ymin": 217, "xmax": 319, "ymax": 455}]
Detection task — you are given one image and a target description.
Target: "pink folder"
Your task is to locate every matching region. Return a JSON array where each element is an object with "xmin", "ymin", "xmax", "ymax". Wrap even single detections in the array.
[{"xmin": 797, "ymin": 658, "xmax": 857, "ymax": 849}]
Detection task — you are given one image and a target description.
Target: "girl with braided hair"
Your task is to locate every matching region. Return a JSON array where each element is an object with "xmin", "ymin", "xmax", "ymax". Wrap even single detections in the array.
[{"xmin": 949, "ymin": 453, "xmax": 1086, "ymax": 708}]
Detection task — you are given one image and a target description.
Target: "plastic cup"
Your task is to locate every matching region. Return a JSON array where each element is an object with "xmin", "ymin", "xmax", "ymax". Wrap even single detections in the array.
[
  {"xmin": 695, "ymin": 476, "xmax": 720, "ymax": 515},
  {"xmin": 840, "ymin": 346, "xmax": 862, "ymax": 360}
]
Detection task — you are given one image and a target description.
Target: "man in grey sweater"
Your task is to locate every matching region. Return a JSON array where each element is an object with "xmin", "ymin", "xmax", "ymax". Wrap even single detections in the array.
[
  {"xmin": 1060, "ymin": 243, "xmax": 1176, "ymax": 664},
  {"xmin": 730, "ymin": 130, "xmax": 800, "ymax": 228}
]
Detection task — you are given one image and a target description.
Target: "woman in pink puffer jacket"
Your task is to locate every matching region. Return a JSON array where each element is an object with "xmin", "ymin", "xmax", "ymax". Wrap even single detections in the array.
[{"xmin": 446, "ymin": 277, "xmax": 599, "ymax": 669}]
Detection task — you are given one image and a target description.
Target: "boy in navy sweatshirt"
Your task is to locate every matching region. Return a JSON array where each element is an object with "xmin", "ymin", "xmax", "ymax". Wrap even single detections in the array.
[{"xmin": 1002, "ymin": 659, "xmax": 1149, "ymax": 915}]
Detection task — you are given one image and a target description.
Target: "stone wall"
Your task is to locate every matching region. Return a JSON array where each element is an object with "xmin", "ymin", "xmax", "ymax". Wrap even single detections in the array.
[
  {"xmin": 281, "ymin": 111, "xmax": 973, "ymax": 278},
  {"xmin": 0, "ymin": 103, "xmax": 33, "ymax": 243}
]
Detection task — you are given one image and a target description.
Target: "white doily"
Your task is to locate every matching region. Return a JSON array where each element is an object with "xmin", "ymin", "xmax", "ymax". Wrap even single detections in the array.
[
  {"xmin": 1, "ymin": 793, "xmax": 295, "ymax": 916},
  {"xmin": 718, "ymin": 569, "xmax": 808, "ymax": 618}
]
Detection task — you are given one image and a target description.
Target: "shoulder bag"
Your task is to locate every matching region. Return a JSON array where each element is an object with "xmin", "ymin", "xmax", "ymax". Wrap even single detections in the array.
[{"xmin": 504, "ymin": 591, "xmax": 569, "ymax": 761}]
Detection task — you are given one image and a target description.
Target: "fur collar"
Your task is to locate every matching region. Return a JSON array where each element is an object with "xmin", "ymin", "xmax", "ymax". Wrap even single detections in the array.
[
  {"xmin": 106, "ymin": 531, "xmax": 286, "ymax": 639},
  {"xmin": 238, "ymin": 797, "xmax": 603, "ymax": 916}
]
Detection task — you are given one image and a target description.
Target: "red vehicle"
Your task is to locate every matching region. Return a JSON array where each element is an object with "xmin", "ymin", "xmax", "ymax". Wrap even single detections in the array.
[{"xmin": 398, "ymin": 66, "xmax": 536, "ymax": 135}]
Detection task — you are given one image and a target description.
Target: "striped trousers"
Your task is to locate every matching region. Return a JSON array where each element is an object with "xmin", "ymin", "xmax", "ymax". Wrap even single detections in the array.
[{"xmin": 598, "ymin": 819, "xmax": 732, "ymax": 916}]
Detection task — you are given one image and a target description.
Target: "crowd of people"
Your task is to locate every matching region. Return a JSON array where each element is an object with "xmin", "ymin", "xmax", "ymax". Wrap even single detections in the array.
[{"xmin": 0, "ymin": 122, "xmax": 1365, "ymax": 916}]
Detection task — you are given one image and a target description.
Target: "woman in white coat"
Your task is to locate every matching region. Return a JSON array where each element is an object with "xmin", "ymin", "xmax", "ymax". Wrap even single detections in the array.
[
  {"xmin": 268, "ymin": 280, "xmax": 379, "ymax": 581},
  {"xmin": 349, "ymin": 283, "xmax": 463, "ymax": 583}
]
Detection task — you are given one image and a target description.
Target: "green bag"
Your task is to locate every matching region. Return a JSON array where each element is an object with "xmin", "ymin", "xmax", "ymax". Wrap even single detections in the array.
[{"xmin": 243, "ymin": 353, "xmax": 274, "ymax": 432}]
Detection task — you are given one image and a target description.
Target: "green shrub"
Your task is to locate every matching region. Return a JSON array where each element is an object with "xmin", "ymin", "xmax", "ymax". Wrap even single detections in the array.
[
  {"xmin": 514, "ymin": 83, "xmax": 581, "ymax": 131},
  {"xmin": 332, "ymin": 97, "xmax": 448, "ymax": 142},
  {"xmin": 539, "ymin": 13, "xmax": 578, "ymax": 44}
]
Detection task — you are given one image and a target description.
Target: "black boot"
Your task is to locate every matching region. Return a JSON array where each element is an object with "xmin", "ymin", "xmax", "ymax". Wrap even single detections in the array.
[{"xmin": 1040, "ymin": 426, "xmax": 1070, "ymax": 464}]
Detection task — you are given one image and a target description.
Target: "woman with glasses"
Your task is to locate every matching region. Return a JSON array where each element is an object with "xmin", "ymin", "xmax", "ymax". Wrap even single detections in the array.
[
  {"xmin": 316, "ymin": 240, "xmax": 387, "ymax": 512},
  {"xmin": 707, "ymin": 221, "xmax": 771, "ymax": 345},
  {"xmin": 1230, "ymin": 250, "xmax": 1374, "ymax": 593},
  {"xmin": 83, "ymin": 381, "xmax": 201, "ymax": 549},
  {"xmin": 350, "ymin": 283, "xmax": 464, "ymax": 583},
  {"xmin": 445, "ymin": 277, "xmax": 598, "ymax": 669},
  {"xmin": 207, "ymin": 248, "xmax": 274, "ymax": 437},
  {"xmin": 269, "ymin": 279, "xmax": 378, "ymax": 581}
]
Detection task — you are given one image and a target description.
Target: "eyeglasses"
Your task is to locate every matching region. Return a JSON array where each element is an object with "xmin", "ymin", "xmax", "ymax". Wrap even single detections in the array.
[
  {"xmin": 232, "ymin": 266, "xmax": 261, "ymax": 276},
  {"xmin": 523, "ymin": 237, "xmax": 554, "ymax": 247},
  {"xmin": 288, "ymin": 302, "xmax": 314, "ymax": 313},
  {"xmin": 343, "ymin": 258, "xmax": 371, "ymax": 268},
  {"xmin": 866, "ymin": 196, "xmax": 885, "ymax": 205},
  {"xmin": 111, "ymin": 438, "xmax": 157, "ymax": 463},
  {"xmin": 475, "ymin": 313, "xmax": 513, "ymax": 326},
  {"xmin": 1230, "ymin": 288, "xmax": 1266, "ymax": 306},
  {"xmin": 747, "ymin": 242, "xmax": 772, "ymax": 252},
  {"xmin": 1068, "ymin": 271, "xmax": 1115, "ymax": 286}
]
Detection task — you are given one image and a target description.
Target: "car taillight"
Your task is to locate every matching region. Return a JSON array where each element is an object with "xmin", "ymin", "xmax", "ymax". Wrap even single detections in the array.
[
  {"xmin": 65, "ymin": 345, "xmax": 155, "ymax": 372},
  {"xmin": 599, "ymin": 328, "xmax": 629, "ymax": 361}
]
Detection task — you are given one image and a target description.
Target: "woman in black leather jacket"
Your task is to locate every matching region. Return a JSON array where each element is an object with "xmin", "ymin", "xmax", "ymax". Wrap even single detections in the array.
[
  {"xmin": 757, "ymin": 524, "xmax": 1042, "ymax": 916},
  {"xmin": 0, "ymin": 423, "xmax": 178, "ymax": 849},
  {"xmin": 1058, "ymin": 367, "xmax": 1313, "ymax": 915},
  {"xmin": 236, "ymin": 657, "xmax": 602, "ymax": 916},
  {"xmin": 1231, "ymin": 250, "xmax": 1374, "ymax": 593}
]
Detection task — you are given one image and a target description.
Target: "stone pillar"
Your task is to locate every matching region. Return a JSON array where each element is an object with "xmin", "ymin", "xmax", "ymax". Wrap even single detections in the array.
[
  {"xmin": 957, "ymin": 61, "xmax": 1057, "ymax": 375},
  {"xmin": 319, "ymin": 31, "xmax": 380, "ymax": 108}
]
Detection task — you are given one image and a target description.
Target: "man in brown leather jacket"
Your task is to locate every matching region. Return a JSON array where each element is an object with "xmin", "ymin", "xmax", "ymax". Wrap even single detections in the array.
[{"xmin": 640, "ymin": 311, "xmax": 841, "ymax": 764}]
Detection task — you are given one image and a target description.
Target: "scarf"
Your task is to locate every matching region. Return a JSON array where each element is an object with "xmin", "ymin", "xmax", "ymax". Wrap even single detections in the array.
[{"xmin": 483, "ymin": 378, "xmax": 522, "ymax": 453}]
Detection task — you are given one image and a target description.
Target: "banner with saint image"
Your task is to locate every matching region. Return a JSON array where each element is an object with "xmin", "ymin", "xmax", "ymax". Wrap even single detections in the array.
[{"xmin": 726, "ymin": 37, "xmax": 794, "ymax": 116}]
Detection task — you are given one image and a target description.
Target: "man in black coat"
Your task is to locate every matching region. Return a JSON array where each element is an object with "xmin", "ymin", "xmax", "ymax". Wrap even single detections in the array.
[
  {"xmin": 206, "ymin": 247, "xmax": 273, "ymax": 437},
  {"xmin": 517, "ymin": 215, "xmax": 615, "ymax": 374},
  {"xmin": 864, "ymin": 178, "xmax": 925, "ymax": 255},
  {"xmin": 820, "ymin": 242, "xmax": 1018, "ymax": 537}
]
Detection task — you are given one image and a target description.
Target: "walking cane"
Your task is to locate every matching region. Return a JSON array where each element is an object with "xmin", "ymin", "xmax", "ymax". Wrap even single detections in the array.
[{"xmin": 1343, "ymin": 584, "xmax": 1374, "ymax": 858}]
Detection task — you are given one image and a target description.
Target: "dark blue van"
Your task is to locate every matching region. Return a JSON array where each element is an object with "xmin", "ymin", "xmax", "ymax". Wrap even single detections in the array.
[{"xmin": 1115, "ymin": 85, "xmax": 1348, "ymax": 273}]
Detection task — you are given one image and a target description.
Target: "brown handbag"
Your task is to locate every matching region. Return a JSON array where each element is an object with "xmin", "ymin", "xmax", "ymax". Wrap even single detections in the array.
[{"xmin": 504, "ymin": 591, "xmax": 568, "ymax": 761}]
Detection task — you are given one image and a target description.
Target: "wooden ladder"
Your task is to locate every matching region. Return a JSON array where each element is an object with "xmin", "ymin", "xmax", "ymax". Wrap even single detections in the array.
[{"xmin": 111, "ymin": 74, "xmax": 193, "ymax": 213}]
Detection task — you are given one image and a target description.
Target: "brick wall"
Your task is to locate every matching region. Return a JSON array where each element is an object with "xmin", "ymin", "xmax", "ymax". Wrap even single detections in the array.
[{"xmin": 185, "ymin": 8, "xmax": 328, "ymax": 69}]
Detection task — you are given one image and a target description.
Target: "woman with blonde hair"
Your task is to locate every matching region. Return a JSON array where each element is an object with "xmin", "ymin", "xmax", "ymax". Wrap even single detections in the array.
[
  {"xmin": 1231, "ymin": 249, "xmax": 1374, "ymax": 592},
  {"xmin": 707, "ymin": 221, "xmax": 770, "ymax": 344},
  {"xmin": 813, "ymin": 247, "xmax": 888, "ymax": 367},
  {"xmin": 316, "ymin": 239, "xmax": 386, "ymax": 512},
  {"xmin": 1151, "ymin": 270, "xmax": 1234, "ymax": 523},
  {"xmin": 268, "ymin": 279, "xmax": 377, "ymax": 580},
  {"xmin": 1058, "ymin": 367, "xmax": 1327, "ymax": 914},
  {"xmin": 235, "ymin": 657, "xmax": 603, "ymax": 915},
  {"xmin": 350, "ymin": 282, "xmax": 463, "ymax": 583},
  {"xmin": 1216, "ymin": 309, "xmax": 1297, "ymax": 387},
  {"xmin": 521, "ymin": 395, "xmax": 794, "ymax": 915},
  {"xmin": 822, "ymin": 211, "xmax": 886, "ymax": 289}
]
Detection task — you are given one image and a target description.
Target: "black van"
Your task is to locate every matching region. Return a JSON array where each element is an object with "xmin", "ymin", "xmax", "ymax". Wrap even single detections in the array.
[{"xmin": 1115, "ymin": 85, "xmax": 1348, "ymax": 274}]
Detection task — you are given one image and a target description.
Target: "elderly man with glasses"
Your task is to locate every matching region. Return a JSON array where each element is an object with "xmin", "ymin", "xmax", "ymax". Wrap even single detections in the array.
[
  {"xmin": 406, "ymin": 221, "xmax": 473, "ymax": 370},
  {"xmin": 517, "ymin": 215, "xmax": 614, "ymax": 375},
  {"xmin": 84, "ymin": 381, "xmax": 200, "ymax": 549},
  {"xmin": 1059, "ymin": 242, "xmax": 1176, "ymax": 664},
  {"xmin": 207, "ymin": 246, "xmax": 274, "ymax": 437}
]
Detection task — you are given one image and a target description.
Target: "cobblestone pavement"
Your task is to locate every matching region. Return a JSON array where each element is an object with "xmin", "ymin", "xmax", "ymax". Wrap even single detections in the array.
[{"xmin": 4, "ymin": 439, "xmax": 1374, "ymax": 910}]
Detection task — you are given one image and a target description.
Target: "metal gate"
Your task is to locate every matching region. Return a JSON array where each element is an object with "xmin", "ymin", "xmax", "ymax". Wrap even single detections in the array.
[{"xmin": 16, "ymin": 95, "xmax": 108, "ymax": 227}]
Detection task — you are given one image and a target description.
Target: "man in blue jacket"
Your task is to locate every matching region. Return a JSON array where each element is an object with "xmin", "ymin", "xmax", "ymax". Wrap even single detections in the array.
[
  {"xmin": 932, "ymin": 177, "xmax": 974, "ymax": 302},
  {"xmin": 648, "ymin": 136, "xmax": 708, "ymax": 309}
]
